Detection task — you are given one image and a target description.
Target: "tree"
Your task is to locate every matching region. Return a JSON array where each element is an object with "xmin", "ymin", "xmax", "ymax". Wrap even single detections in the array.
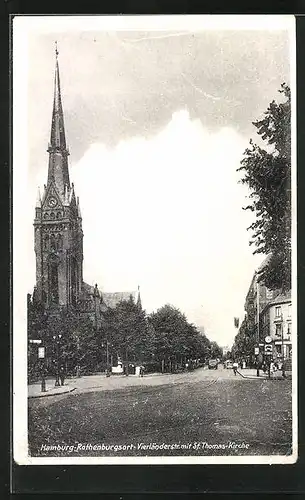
[
  {"xmin": 223, "ymin": 350, "xmax": 232, "ymax": 362},
  {"xmin": 210, "ymin": 341, "xmax": 223, "ymax": 359},
  {"xmin": 238, "ymin": 84, "xmax": 291, "ymax": 291},
  {"xmin": 149, "ymin": 304, "xmax": 189, "ymax": 370},
  {"xmin": 231, "ymin": 317, "xmax": 256, "ymax": 362},
  {"xmin": 27, "ymin": 298, "xmax": 100, "ymax": 378},
  {"xmin": 149, "ymin": 304, "xmax": 211, "ymax": 371},
  {"xmin": 45, "ymin": 309, "xmax": 100, "ymax": 375},
  {"xmin": 106, "ymin": 295, "xmax": 152, "ymax": 374},
  {"xmin": 27, "ymin": 293, "xmax": 49, "ymax": 381}
]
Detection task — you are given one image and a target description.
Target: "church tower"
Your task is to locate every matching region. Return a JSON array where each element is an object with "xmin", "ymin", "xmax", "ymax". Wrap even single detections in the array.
[{"xmin": 34, "ymin": 45, "xmax": 83, "ymax": 309}]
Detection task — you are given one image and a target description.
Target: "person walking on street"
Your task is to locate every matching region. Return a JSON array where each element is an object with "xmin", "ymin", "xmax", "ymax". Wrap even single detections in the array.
[
  {"xmin": 233, "ymin": 361, "xmax": 238, "ymax": 376},
  {"xmin": 59, "ymin": 365, "xmax": 65, "ymax": 386}
]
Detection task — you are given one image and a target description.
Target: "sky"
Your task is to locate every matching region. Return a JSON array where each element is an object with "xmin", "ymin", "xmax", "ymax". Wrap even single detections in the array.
[{"xmin": 14, "ymin": 16, "xmax": 293, "ymax": 348}]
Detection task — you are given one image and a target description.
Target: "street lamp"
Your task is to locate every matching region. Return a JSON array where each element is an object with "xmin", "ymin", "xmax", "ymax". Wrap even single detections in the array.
[
  {"xmin": 52, "ymin": 334, "xmax": 62, "ymax": 387},
  {"xmin": 38, "ymin": 343, "xmax": 46, "ymax": 392},
  {"xmin": 281, "ymin": 325, "xmax": 286, "ymax": 379},
  {"xmin": 29, "ymin": 339, "xmax": 46, "ymax": 392},
  {"xmin": 256, "ymin": 280, "xmax": 260, "ymax": 377},
  {"xmin": 102, "ymin": 338, "xmax": 111, "ymax": 377}
]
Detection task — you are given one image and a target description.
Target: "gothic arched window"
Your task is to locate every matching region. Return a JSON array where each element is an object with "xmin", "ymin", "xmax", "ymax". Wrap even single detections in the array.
[
  {"xmin": 44, "ymin": 234, "xmax": 49, "ymax": 250},
  {"xmin": 57, "ymin": 234, "xmax": 63, "ymax": 250},
  {"xmin": 50, "ymin": 234, "xmax": 56, "ymax": 251},
  {"xmin": 48, "ymin": 260, "xmax": 59, "ymax": 304}
]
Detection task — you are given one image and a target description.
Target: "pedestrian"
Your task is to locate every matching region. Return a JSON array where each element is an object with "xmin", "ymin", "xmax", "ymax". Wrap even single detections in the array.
[
  {"xmin": 233, "ymin": 361, "xmax": 238, "ymax": 376},
  {"xmin": 242, "ymin": 360, "xmax": 246, "ymax": 369},
  {"xmin": 59, "ymin": 365, "xmax": 65, "ymax": 386},
  {"xmin": 140, "ymin": 365, "xmax": 145, "ymax": 377}
]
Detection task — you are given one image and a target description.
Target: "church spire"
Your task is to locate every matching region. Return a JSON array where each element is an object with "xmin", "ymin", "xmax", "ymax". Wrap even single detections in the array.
[
  {"xmin": 137, "ymin": 285, "xmax": 142, "ymax": 310},
  {"xmin": 35, "ymin": 186, "xmax": 41, "ymax": 208},
  {"xmin": 47, "ymin": 42, "xmax": 70, "ymax": 197}
]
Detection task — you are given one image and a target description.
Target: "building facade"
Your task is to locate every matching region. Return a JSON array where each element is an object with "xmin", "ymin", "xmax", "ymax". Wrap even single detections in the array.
[
  {"xmin": 243, "ymin": 257, "xmax": 292, "ymax": 365},
  {"xmin": 261, "ymin": 293, "xmax": 292, "ymax": 361},
  {"xmin": 244, "ymin": 257, "xmax": 281, "ymax": 342}
]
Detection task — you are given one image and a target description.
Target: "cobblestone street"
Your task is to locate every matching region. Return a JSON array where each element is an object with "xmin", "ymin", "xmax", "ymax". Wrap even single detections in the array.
[{"xmin": 28, "ymin": 366, "xmax": 292, "ymax": 458}]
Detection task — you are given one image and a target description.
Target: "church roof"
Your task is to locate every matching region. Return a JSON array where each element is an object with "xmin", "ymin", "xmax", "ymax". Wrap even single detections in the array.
[
  {"xmin": 81, "ymin": 282, "xmax": 137, "ymax": 309},
  {"xmin": 82, "ymin": 282, "xmax": 95, "ymax": 295},
  {"xmin": 102, "ymin": 291, "xmax": 137, "ymax": 308}
]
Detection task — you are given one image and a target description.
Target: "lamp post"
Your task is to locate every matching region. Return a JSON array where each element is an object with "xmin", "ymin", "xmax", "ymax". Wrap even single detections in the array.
[
  {"xmin": 52, "ymin": 334, "xmax": 62, "ymax": 386},
  {"xmin": 29, "ymin": 339, "xmax": 46, "ymax": 392},
  {"xmin": 101, "ymin": 338, "xmax": 111, "ymax": 377},
  {"xmin": 38, "ymin": 343, "xmax": 46, "ymax": 392},
  {"xmin": 76, "ymin": 335, "xmax": 81, "ymax": 377},
  {"xmin": 106, "ymin": 339, "xmax": 111, "ymax": 377},
  {"xmin": 256, "ymin": 279, "xmax": 260, "ymax": 377},
  {"xmin": 281, "ymin": 324, "xmax": 286, "ymax": 378}
]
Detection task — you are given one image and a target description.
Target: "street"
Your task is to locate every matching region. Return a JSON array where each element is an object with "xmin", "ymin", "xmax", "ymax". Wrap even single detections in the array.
[{"xmin": 28, "ymin": 366, "xmax": 292, "ymax": 457}]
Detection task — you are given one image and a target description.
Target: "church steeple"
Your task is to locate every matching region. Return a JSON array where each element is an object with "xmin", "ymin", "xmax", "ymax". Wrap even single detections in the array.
[
  {"xmin": 33, "ymin": 43, "xmax": 83, "ymax": 309},
  {"xmin": 47, "ymin": 42, "xmax": 70, "ymax": 198},
  {"xmin": 137, "ymin": 285, "xmax": 142, "ymax": 310}
]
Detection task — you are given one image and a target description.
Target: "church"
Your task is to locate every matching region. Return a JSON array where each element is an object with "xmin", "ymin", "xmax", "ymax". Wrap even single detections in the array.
[{"xmin": 30, "ymin": 46, "xmax": 140, "ymax": 327}]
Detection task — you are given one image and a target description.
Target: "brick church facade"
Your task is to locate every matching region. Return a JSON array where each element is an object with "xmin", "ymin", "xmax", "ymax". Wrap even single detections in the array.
[{"xmin": 30, "ymin": 47, "xmax": 139, "ymax": 326}]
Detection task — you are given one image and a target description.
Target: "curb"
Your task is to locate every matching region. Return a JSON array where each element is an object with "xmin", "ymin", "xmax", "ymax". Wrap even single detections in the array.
[
  {"xmin": 240, "ymin": 376, "xmax": 286, "ymax": 380},
  {"xmin": 28, "ymin": 387, "xmax": 77, "ymax": 399},
  {"xmin": 237, "ymin": 370, "xmax": 289, "ymax": 380}
]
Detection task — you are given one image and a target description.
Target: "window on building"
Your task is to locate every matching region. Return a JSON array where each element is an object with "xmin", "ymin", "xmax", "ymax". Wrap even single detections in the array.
[
  {"xmin": 57, "ymin": 234, "xmax": 63, "ymax": 250},
  {"xmin": 48, "ymin": 261, "xmax": 59, "ymax": 304},
  {"xmin": 275, "ymin": 324, "xmax": 282, "ymax": 337},
  {"xmin": 288, "ymin": 304, "xmax": 292, "ymax": 317},
  {"xmin": 50, "ymin": 233, "xmax": 56, "ymax": 252},
  {"xmin": 287, "ymin": 322, "xmax": 291, "ymax": 335},
  {"xmin": 275, "ymin": 306, "xmax": 282, "ymax": 317}
]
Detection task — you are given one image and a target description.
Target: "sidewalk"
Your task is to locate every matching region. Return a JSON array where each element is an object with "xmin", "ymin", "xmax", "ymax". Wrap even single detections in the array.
[
  {"xmin": 237, "ymin": 368, "xmax": 292, "ymax": 380},
  {"xmin": 28, "ymin": 380, "xmax": 76, "ymax": 398},
  {"xmin": 28, "ymin": 373, "xmax": 172, "ymax": 398},
  {"xmin": 28, "ymin": 370, "xmax": 202, "ymax": 398}
]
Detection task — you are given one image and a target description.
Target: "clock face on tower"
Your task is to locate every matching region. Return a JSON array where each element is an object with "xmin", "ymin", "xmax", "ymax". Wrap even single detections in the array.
[{"xmin": 48, "ymin": 196, "xmax": 58, "ymax": 208}]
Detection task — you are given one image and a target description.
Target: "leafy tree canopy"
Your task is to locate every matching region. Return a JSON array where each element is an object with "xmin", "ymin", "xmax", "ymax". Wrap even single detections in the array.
[
  {"xmin": 238, "ymin": 83, "xmax": 291, "ymax": 291},
  {"xmin": 231, "ymin": 317, "xmax": 256, "ymax": 360}
]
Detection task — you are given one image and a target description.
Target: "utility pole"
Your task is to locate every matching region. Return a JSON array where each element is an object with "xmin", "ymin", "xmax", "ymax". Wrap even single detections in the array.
[
  {"xmin": 35, "ymin": 339, "xmax": 46, "ymax": 392},
  {"xmin": 40, "ymin": 347, "xmax": 46, "ymax": 392},
  {"xmin": 106, "ymin": 337, "xmax": 110, "ymax": 377},
  {"xmin": 125, "ymin": 347, "xmax": 129, "ymax": 376},
  {"xmin": 53, "ymin": 334, "xmax": 62, "ymax": 386},
  {"xmin": 256, "ymin": 278, "xmax": 260, "ymax": 377},
  {"xmin": 282, "ymin": 322, "xmax": 286, "ymax": 378}
]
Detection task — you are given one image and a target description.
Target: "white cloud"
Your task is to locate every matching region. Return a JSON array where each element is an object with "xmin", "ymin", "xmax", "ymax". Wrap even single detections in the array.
[{"xmin": 26, "ymin": 110, "xmax": 263, "ymax": 347}]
